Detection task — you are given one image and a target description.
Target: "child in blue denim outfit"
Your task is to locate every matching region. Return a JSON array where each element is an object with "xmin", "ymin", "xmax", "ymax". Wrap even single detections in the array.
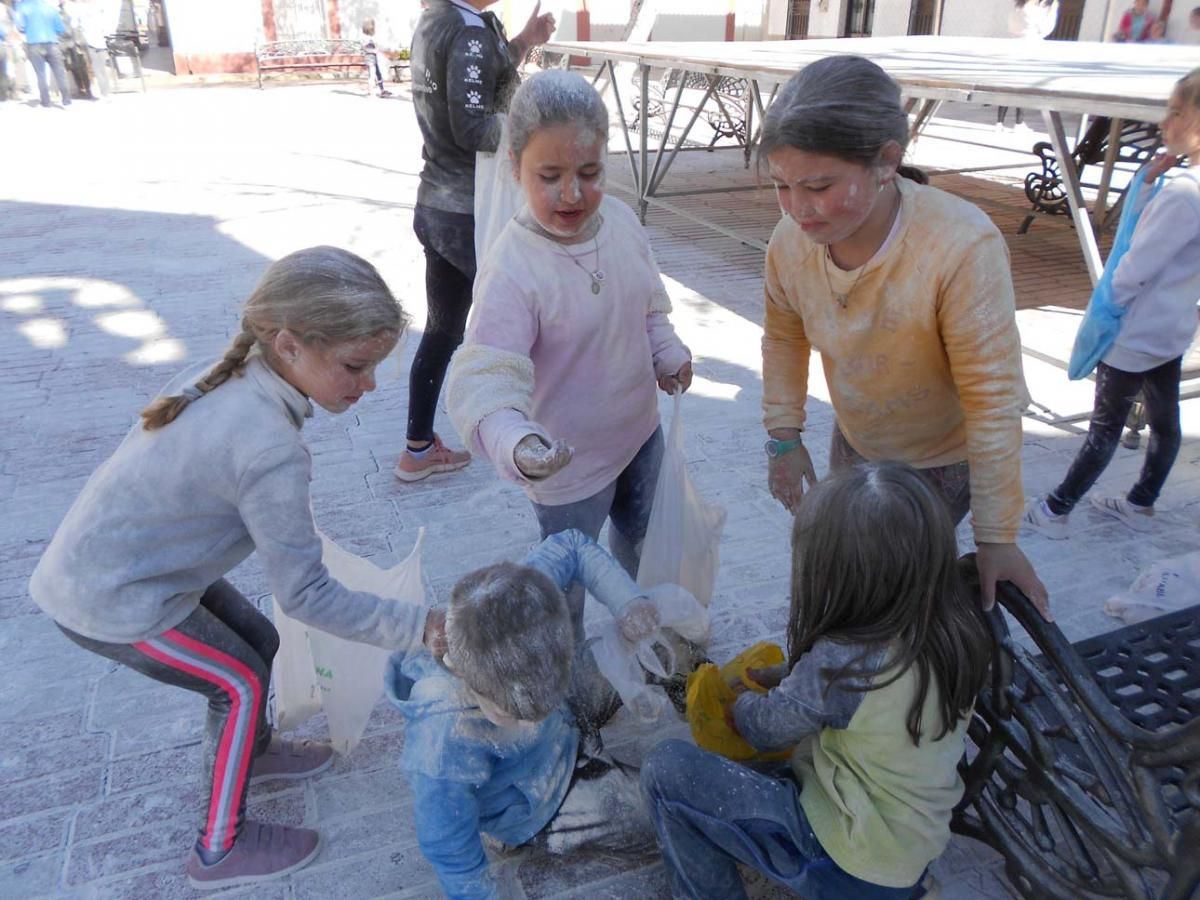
[
  {"xmin": 386, "ymin": 529, "xmax": 659, "ymax": 900},
  {"xmin": 641, "ymin": 462, "xmax": 992, "ymax": 900}
]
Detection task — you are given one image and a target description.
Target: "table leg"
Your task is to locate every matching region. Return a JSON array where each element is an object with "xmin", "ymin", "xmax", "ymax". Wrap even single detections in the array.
[
  {"xmin": 1093, "ymin": 118, "xmax": 1123, "ymax": 231},
  {"xmin": 606, "ymin": 60, "xmax": 642, "ymax": 198},
  {"xmin": 1042, "ymin": 109, "xmax": 1104, "ymax": 286},
  {"xmin": 638, "ymin": 64, "xmax": 650, "ymax": 222}
]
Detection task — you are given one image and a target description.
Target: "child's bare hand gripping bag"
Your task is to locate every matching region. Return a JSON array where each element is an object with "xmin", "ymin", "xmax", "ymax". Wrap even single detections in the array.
[{"xmin": 686, "ymin": 642, "xmax": 792, "ymax": 762}]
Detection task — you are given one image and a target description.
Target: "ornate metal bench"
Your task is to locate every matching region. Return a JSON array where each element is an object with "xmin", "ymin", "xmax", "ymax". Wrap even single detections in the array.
[
  {"xmin": 954, "ymin": 567, "xmax": 1200, "ymax": 899},
  {"xmin": 104, "ymin": 30, "xmax": 146, "ymax": 93},
  {"xmin": 1020, "ymin": 116, "xmax": 1161, "ymax": 234},
  {"xmin": 254, "ymin": 39, "xmax": 367, "ymax": 89},
  {"xmin": 628, "ymin": 68, "xmax": 751, "ymax": 151}
]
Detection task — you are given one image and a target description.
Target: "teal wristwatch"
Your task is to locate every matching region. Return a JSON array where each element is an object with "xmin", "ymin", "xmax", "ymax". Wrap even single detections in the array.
[{"xmin": 764, "ymin": 436, "xmax": 803, "ymax": 458}]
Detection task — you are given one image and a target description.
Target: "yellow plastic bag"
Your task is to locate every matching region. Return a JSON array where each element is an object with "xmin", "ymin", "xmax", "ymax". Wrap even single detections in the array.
[{"xmin": 685, "ymin": 641, "xmax": 791, "ymax": 762}]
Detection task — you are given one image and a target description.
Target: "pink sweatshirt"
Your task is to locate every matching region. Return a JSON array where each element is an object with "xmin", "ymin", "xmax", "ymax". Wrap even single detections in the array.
[{"xmin": 460, "ymin": 196, "xmax": 691, "ymax": 506}]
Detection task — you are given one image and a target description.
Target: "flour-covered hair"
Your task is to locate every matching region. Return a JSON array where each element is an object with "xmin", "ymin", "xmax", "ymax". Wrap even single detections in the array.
[
  {"xmin": 140, "ymin": 246, "xmax": 406, "ymax": 430},
  {"xmin": 758, "ymin": 55, "xmax": 926, "ymax": 183},
  {"xmin": 506, "ymin": 69, "xmax": 609, "ymax": 166},
  {"xmin": 446, "ymin": 561, "xmax": 573, "ymax": 721}
]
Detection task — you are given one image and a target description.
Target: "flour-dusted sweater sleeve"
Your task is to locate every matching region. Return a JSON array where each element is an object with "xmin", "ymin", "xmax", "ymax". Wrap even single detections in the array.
[
  {"xmin": 411, "ymin": 774, "xmax": 497, "ymax": 900},
  {"xmin": 521, "ymin": 529, "xmax": 645, "ymax": 620},
  {"xmin": 733, "ymin": 641, "xmax": 884, "ymax": 753},
  {"xmin": 459, "ymin": 268, "xmax": 551, "ymax": 485},
  {"xmin": 761, "ymin": 232, "xmax": 812, "ymax": 433},
  {"xmin": 1111, "ymin": 181, "xmax": 1200, "ymax": 309},
  {"xmin": 635, "ymin": 234, "xmax": 691, "ymax": 379},
  {"xmin": 238, "ymin": 442, "xmax": 428, "ymax": 652},
  {"xmin": 937, "ymin": 229, "xmax": 1027, "ymax": 544}
]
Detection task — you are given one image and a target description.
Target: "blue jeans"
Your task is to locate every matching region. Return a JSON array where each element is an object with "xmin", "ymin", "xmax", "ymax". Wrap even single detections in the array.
[
  {"xmin": 531, "ymin": 428, "xmax": 663, "ymax": 731},
  {"xmin": 26, "ymin": 42, "xmax": 72, "ymax": 107},
  {"xmin": 641, "ymin": 740, "xmax": 926, "ymax": 900},
  {"xmin": 530, "ymin": 426, "xmax": 664, "ymax": 640}
]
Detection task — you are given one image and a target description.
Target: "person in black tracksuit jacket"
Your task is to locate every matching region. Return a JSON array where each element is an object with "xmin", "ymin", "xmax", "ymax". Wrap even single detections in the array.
[{"xmin": 398, "ymin": 0, "xmax": 555, "ymax": 481}]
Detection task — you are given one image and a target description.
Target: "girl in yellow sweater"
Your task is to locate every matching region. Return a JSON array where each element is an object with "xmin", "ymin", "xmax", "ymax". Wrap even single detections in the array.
[{"xmin": 759, "ymin": 56, "xmax": 1048, "ymax": 618}]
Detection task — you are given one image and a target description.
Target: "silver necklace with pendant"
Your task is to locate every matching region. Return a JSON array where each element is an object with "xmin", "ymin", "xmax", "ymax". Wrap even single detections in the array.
[
  {"xmin": 823, "ymin": 249, "xmax": 867, "ymax": 310},
  {"xmin": 556, "ymin": 235, "xmax": 604, "ymax": 294}
]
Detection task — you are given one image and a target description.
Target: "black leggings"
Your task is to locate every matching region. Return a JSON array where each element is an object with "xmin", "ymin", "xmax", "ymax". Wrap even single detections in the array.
[
  {"xmin": 407, "ymin": 205, "xmax": 476, "ymax": 444},
  {"xmin": 1048, "ymin": 358, "xmax": 1182, "ymax": 515}
]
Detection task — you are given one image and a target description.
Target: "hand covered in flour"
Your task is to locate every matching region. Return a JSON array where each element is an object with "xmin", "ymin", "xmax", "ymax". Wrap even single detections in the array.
[
  {"xmin": 514, "ymin": 434, "xmax": 573, "ymax": 480},
  {"xmin": 618, "ymin": 598, "xmax": 661, "ymax": 644},
  {"xmin": 657, "ymin": 361, "xmax": 693, "ymax": 395}
]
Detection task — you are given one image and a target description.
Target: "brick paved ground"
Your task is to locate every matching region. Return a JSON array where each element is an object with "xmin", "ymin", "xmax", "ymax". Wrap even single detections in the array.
[{"xmin": 1, "ymin": 84, "xmax": 1197, "ymax": 900}]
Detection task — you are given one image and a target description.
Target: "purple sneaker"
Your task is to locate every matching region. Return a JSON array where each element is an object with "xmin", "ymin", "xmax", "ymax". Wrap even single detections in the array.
[
  {"xmin": 250, "ymin": 736, "xmax": 335, "ymax": 784},
  {"xmin": 186, "ymin": 821, "xmax": 320, "ymax": 890}
]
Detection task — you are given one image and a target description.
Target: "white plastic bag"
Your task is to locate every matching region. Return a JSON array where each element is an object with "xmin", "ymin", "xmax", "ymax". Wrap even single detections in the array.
[
  {"xmin": 1103, "ymin": 550, "xmax": 1200, "ymax": 625},
  {"xmin": 637, "ymin": 392, "xmax": 727, "ymax": 607},
  {"xmin": 272, "ymin": 529, "xmax": 426, "ymax": 754},
  {"xmin": 589, "ymin": 584, "xmax": 710, "ymax": 722},
  {"xmin": 474, "ymin": 133, "xmax": 524, "ymax": 264}
]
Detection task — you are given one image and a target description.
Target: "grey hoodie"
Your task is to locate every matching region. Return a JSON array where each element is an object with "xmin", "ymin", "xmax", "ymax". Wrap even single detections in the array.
[
  {"xmin": 1105, "ymin": 168, "xmax": 1200, "ymax": 373},
  {"xmin": 29, "ymin": 356, "xmax": 428, "ymax": 651}
]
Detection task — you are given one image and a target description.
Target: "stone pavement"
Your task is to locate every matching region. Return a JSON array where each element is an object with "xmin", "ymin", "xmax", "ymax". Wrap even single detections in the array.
[{"xmin": 0, "ymin": 84, "xmax": 1197, "ymax": 900}]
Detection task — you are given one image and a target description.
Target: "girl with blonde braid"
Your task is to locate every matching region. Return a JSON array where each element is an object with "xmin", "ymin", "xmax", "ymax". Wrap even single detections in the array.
[{"xmin": 29, "ymin": 247, "xmax": 444, "ymax": 890}]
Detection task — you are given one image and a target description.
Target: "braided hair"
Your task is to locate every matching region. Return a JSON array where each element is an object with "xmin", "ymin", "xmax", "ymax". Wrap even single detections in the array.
[{"xmin": 140, "ymin": 246, "xmax": 406, "ymax": 430}]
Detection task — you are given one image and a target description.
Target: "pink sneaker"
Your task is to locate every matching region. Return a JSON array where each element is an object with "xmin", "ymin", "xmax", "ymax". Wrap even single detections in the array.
[
  {"xmin": 394, "ymin": 434, "xmax": 471, "ymax": 482},
  {"xmin": 250, "ymin": 736, "xmax": 334, "ymax": 784},
  {"xmin": 186, "ymin": 821, "xmax": 320, "ymax": 890}
]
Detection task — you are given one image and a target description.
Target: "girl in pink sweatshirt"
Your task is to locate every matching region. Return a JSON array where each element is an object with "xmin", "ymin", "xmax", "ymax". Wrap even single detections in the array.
[{"xmin": 447, "ymin": 70, "xmax": 691, "ymax": 670}]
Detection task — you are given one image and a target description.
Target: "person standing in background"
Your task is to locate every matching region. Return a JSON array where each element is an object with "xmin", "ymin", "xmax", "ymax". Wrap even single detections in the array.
[
  {"xmin": 59, "ymin": 0, "xmax": 93, "ymax": 99},
  {"xmin": 997, "ymin": 0, "xmax": 1059, "ymax": 130},
  {"xmin": 1186, "ymin": 6, "xmax": 1200, "ymax": 43},
  {"xmin": 1113, "ymin": 0, "xmax": 1157, "ymax": 42},
  {"xmin": 0, "ymin": 5, "xmax": 12, "ymax": 101},
  {"xmin": 14, "ymin": 0, "xmax": 71, "ymax": 107},
  {"xmin": 78, "ymin": 0, "xmax": 117, "ymax": 97},
  {"xmin": 396, "ymin": 0, "xmax": 555, "ymax": 482}
]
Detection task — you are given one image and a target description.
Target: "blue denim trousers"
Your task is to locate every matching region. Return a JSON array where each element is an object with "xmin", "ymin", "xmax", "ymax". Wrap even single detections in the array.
[
  {"xmin": 641, "ymin": 739, "xmax": 927, "ymax": 900},
  {"xmin": 530, "ymin": 426, "xmax": 664, "ymax": 640},
  {"xmin": 530, "ymin": 428, "xmax": 663, "ymax": 731}
]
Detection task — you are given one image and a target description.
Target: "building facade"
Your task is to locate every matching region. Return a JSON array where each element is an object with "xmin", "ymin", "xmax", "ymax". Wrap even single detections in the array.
[{"xmin": 157, "ymin": 0, "xmax": 1197, "ymax": 76}]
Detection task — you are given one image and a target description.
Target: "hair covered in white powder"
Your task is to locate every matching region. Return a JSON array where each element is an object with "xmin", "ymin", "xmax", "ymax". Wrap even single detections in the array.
[
  {"xmin": 505, "ymin": 69, "xmax": 609, "ymax": 167},
  {"xmin": 445, "ymin": 562, "xmax": 573, "ymax": 721},
  {"xmin": 758, "ymin": 56, "xmax": 927, "ymax": 184}
]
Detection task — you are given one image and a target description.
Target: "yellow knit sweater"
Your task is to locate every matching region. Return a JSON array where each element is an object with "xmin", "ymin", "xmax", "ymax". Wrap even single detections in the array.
[{"xmin": 762, "ymin": 178, "xmax": 1028, "ymax": 543}]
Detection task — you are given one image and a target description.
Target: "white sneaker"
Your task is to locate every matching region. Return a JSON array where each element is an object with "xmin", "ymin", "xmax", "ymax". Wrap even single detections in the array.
[
  {"xmin": 1090, "ymin": 495, "xmax": 1154, "ymax": 533},
  {"xmin": 1021, "ymin": 497, "xmax": 1069, "ymax": 540}
]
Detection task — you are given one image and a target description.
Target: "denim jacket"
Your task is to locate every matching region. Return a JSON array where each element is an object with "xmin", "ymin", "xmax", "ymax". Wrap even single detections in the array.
[{"xmin": 385, "ymin": 529, "xmax": 645, "ymax": 899}]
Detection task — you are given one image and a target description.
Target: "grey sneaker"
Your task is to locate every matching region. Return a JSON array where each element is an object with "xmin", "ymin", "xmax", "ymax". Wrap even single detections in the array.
[
  {"xmin": 1090, "ymin": 494, "xmax": 1155, "ymax": 533},
  {"xmin": 1021, "ymin": 497, "xmax": 1069, "ymax": 540},
  {"xmin": 186, "ymin": 821, "xmax": 320, "ymax": 890},
  {"xmin": 250, "ymin": 736, "xmax": 334, "ymax": 784}
]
